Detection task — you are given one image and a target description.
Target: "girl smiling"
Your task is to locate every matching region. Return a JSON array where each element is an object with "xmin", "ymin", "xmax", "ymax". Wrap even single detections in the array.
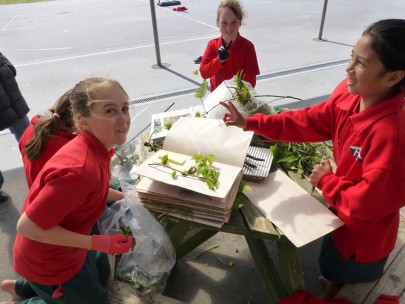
[{"xmin": 2, "ymin": 78, "xmax": 133, "ymax": 304}]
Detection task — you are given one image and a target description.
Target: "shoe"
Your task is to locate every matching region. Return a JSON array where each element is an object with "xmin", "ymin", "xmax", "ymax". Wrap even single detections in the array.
[
  {"xmin": 0, "ymin": 191, "xmax": 9, "ymax": 203},
  {"xmin": 193, "ymin": 56, "xmax": 202, "ymax": 64}
]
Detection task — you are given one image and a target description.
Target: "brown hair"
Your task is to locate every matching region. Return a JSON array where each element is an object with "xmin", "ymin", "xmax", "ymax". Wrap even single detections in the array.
[
  {"xmin": 216, "ymin": 0, "xmax": 245, "ymax": 26},
  {"xmin": 25, "ymin": 89, "xmax": 74, "ymax": 160},
  {"xmin": 70, "ymin": 77, "xmax": 128, "ymax": 128}
]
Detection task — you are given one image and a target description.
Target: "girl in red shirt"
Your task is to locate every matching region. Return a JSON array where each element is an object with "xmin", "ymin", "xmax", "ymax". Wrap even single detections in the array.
[
  {"xmin": 220, "ymin": 19, "xmax": 405, "ymax": 299},
  {"xmin": 18, "ymin": 89, "xmax": 124, "ymax": 203},
  {"xmin": 19, "ymin": 89, "xmax": 76, "ymax": 188},
  {"xmin": 1, "ymin": 78, "xmax": 133, "ymax": 304},
  {"xmin": 199, "ymin": 0, "xmax": 260, "ymax": 92}
]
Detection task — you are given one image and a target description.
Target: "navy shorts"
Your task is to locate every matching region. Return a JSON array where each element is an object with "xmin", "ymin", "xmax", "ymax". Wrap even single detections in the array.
[{"xmin": 319, "ymin": 234, "xmax": 388, "ymax": 284}]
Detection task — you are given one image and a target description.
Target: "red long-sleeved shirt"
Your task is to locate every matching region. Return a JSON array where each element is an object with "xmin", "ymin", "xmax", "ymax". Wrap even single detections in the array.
[
  {"xmin": 244, "ymin": 79, "xmax": 405, "ymax": 262},
  {"xmin": 200, "ymin": 34, "xmax": 260, "ymax": 92}
]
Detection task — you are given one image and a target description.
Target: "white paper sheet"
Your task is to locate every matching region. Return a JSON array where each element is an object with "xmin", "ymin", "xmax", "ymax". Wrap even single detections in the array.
[
  {"xmin": 243, "ymin": 170, "xmax": 344, "ymax": 247},
  {"xmin": 163, "ymin": 117, "xmax": 253, "ymax": 168},
  {"xmin": 135, "ymin": 149, "xmax": 242, "ymax": 199}
]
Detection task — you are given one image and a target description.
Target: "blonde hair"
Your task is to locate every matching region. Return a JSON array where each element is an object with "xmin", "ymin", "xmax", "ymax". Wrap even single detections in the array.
[{"xmin": 216, "ymin": 0, "xmax": 245, "ymax": 26}]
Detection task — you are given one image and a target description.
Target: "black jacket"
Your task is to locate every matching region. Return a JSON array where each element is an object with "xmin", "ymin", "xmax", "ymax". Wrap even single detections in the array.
[{"xmin": 0, "ymin": 52, "xmax": 29, "ymax": 131}]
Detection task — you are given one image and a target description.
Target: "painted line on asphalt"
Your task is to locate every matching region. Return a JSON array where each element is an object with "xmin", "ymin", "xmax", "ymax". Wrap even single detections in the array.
[{"xmin": 14, "ymin": 35, "xmax": 216, "ymax": 68}]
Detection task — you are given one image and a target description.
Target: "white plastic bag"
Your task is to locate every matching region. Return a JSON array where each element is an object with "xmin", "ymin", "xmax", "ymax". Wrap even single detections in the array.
[
  {"xmin": 98, "ymin": 181, "xmax": 176, "ymax": 303},
  {"xmin": 201, "ymin": 77, "xmax": 275, "ymax": 119}
]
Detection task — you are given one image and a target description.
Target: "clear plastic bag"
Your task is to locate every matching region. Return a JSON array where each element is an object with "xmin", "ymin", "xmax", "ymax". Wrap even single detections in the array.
[
  {"xmin": 98, "ymin": 181, "xmax": 176, "ymax": 303},
  {"xmin": 201, "ymin": 77, "xmax": 275, "ymax": 119}
]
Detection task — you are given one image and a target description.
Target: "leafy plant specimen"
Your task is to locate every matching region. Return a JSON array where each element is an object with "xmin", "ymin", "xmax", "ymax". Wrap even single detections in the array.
[
  {"xmin": 151, "ymin": 153, "xmax": 220, "ymax": 190},
  {"xmin": 118, "ymin": 225, "xmax": 136, "ymax": 251},
  {"xmin": 195, "ymin": 79, "xmax": 208, "ymax": 100},
  {"xmin": 270, "ymin": 141, "xmax": 332, "ymax": 177},
  {"xmin": 196, "ymin": 70, "xmax": 302, "ymax": 117}
]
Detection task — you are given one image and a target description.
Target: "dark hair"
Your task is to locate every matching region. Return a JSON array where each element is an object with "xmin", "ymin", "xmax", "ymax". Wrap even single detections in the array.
[
  {"xmin": 70, "ymin": 77, "xmax": 128, "ymax": 126},
  {"xmin": 363, "ymin": 19, "xmax": 405, "ymax": 88},
  {"xmin": 25, "ymin": 89, "xmax": 74, "ymax": 160},
  {"xmin": 216, "ymin": 0, "xmax": 245, "ymax": 27}
]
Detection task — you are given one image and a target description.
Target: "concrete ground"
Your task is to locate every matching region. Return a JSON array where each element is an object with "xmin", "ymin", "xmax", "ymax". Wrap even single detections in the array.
[{"xmin": 1, "ymin": 0, "xmax": 405, "ymax": 303}]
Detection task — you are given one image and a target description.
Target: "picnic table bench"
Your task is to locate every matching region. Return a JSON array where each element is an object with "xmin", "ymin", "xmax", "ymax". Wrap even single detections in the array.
[
  {"xmin": 110, "ymin": 125, "xmax": 336, "ymax": 303},
  {"xmin": 336, "ymin": 208, "xmax": 405, "ymax": 303},
  {"xmin": 108, "ymin": 279, "xmax": 187, "ymax": 304}
]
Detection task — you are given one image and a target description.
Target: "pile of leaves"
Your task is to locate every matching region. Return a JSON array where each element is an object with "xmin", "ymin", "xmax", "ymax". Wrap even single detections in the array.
[{"xmin": 270, "ymin": 141, "xmax": 332, "ymax": 177}]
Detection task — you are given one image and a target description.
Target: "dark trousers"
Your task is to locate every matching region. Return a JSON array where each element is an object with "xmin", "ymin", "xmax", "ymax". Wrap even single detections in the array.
[{"xmin": 15, "ymin": 250, "xmax": 110, "ymax": 304}]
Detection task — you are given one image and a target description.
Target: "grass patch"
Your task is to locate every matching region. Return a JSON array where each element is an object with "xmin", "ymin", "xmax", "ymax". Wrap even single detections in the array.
[{"xmin": 0, "ymin": 0, "xmax": 50, "ymax": 4}]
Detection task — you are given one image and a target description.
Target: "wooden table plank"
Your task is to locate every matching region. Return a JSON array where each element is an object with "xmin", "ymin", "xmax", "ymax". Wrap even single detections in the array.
[
  {"xmin": 108, "ymin": 279, "xmax": 187, "ymax": 304},
  {"xmin": 276, "ymin": 241, "xmax": 305, "ymax": 293},
  {"xmin": 337, "ymin": 221, "xmax": 405, "ymax": 302},
  {"xmin": 240, "ymin": 195, "xmax": 281, "ymax": 237},
  {"xmin": 175, "ymin": 229, "xmax": 218, "ymax": 260},
  {"xmin": 365, "ymin": 243, "xmax": 405, "ymax": 303},
  {"xmin": 245, "ymin": 235, "xmax": 288, "ymax": 304}
]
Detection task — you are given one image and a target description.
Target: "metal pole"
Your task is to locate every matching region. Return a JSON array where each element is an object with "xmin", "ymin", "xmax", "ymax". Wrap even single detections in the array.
[
  {"xmin": 149, "ymin": 0, "xmax": 162, "ymax": 66},
  {"xmin": 318, "ymin": 0, "xmax": 328, "ymax": 40}
]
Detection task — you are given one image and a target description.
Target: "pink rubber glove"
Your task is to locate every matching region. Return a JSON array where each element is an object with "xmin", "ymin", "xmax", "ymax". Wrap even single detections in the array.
[{"xmin": 90, "ymin": 235, "xmax": 133, "ymax": 254}]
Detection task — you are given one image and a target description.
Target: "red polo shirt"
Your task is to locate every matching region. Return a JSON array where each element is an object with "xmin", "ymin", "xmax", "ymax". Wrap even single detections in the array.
[
  {"xmin": 14, "ymin": 131, "xmax": 114, "ymax": 285},
  {"xmin": 19, "ymin": 115, "xmax": 76, "ymax": 187}
]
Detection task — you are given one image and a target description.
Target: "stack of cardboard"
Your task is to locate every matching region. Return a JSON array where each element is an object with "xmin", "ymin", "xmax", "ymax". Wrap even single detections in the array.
[{"xmin": 134, "ymin": 117, "xmax": 253, "ymax": 227}]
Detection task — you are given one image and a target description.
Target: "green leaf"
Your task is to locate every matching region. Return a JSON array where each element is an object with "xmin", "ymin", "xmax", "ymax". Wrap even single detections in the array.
[
  {"xmin": 195, "ymin": 79, "xmax": 208, "ymax": 99},
  {"xmin": 279, "ymin": 154, "xmax": 299, "ymax": 163},
  {"xmin": 161, "ymin": 154, "xmax": 169, "ymax": 166},
  {"xmin": 206, "ymin": 154, "xmax": 215, "ymax": 165}
]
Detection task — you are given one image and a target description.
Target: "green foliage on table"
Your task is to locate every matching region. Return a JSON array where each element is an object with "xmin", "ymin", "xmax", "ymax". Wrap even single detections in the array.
[
  {"xmin": 155, "ymin": 153, "xmax": 220, "ymax": 190},
  {"xmin": 192, "ymin": 153, "xmax": 220, "ymax": 190},
  {"xmin": 270, "ymin": 142, "xmax": 332, "ymax": 177}
]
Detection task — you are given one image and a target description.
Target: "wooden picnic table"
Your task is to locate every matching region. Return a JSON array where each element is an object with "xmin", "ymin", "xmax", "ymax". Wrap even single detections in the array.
[
  {"xmin": 161, "ymin": 192, "xmax": 306, "ymax": 303},
  {"xmin": 111, "ymin": 130, "xmax": 326, "ymax": 304}
]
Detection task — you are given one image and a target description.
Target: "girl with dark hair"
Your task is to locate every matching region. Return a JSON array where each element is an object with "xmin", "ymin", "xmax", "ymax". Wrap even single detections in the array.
[
  {"xmin": 1, "ymin": 77, "xmax": 133, "ymax": 304},
  {"xmin": 220, "ymin": 19, "xmax": 405, "ymax": 299}
]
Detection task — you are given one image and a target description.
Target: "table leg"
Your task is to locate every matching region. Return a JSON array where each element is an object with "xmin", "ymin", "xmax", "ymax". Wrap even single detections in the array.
[
  {"xmin": 245, "ymin": 236, "xmax": 288, "ymax": 303},
  {"xmin": 276, "ymin": 241, "xmax": 305, "ymax": 293},
  {"xmin": 165, "ymin": 220, "xmax": 192, "ymax": 249},
  {"xmin": 175, "ymin": 229, "xmax": 218, "ymax": 260}
]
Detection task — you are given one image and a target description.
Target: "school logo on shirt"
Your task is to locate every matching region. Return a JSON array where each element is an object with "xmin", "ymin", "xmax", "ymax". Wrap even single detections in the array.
[{"xmin": 349, "ymin": 146, "xmax": 363, "ymax": 162}]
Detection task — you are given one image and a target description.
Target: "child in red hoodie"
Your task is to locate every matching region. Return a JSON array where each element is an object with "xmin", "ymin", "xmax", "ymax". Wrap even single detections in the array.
[{"xmin": 221, "ymin": 19, "xmax": 405, "ymax": 299}]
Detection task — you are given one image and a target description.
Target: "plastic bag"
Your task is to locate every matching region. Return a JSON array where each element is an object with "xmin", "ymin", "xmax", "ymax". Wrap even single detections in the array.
[
  {"xmin": 98, "ymin": 181, "xmax": 176, "ymax": 303},
  {"xmin": 200, "ymin": 76, "xmax": 275, "ymax": 119}
]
